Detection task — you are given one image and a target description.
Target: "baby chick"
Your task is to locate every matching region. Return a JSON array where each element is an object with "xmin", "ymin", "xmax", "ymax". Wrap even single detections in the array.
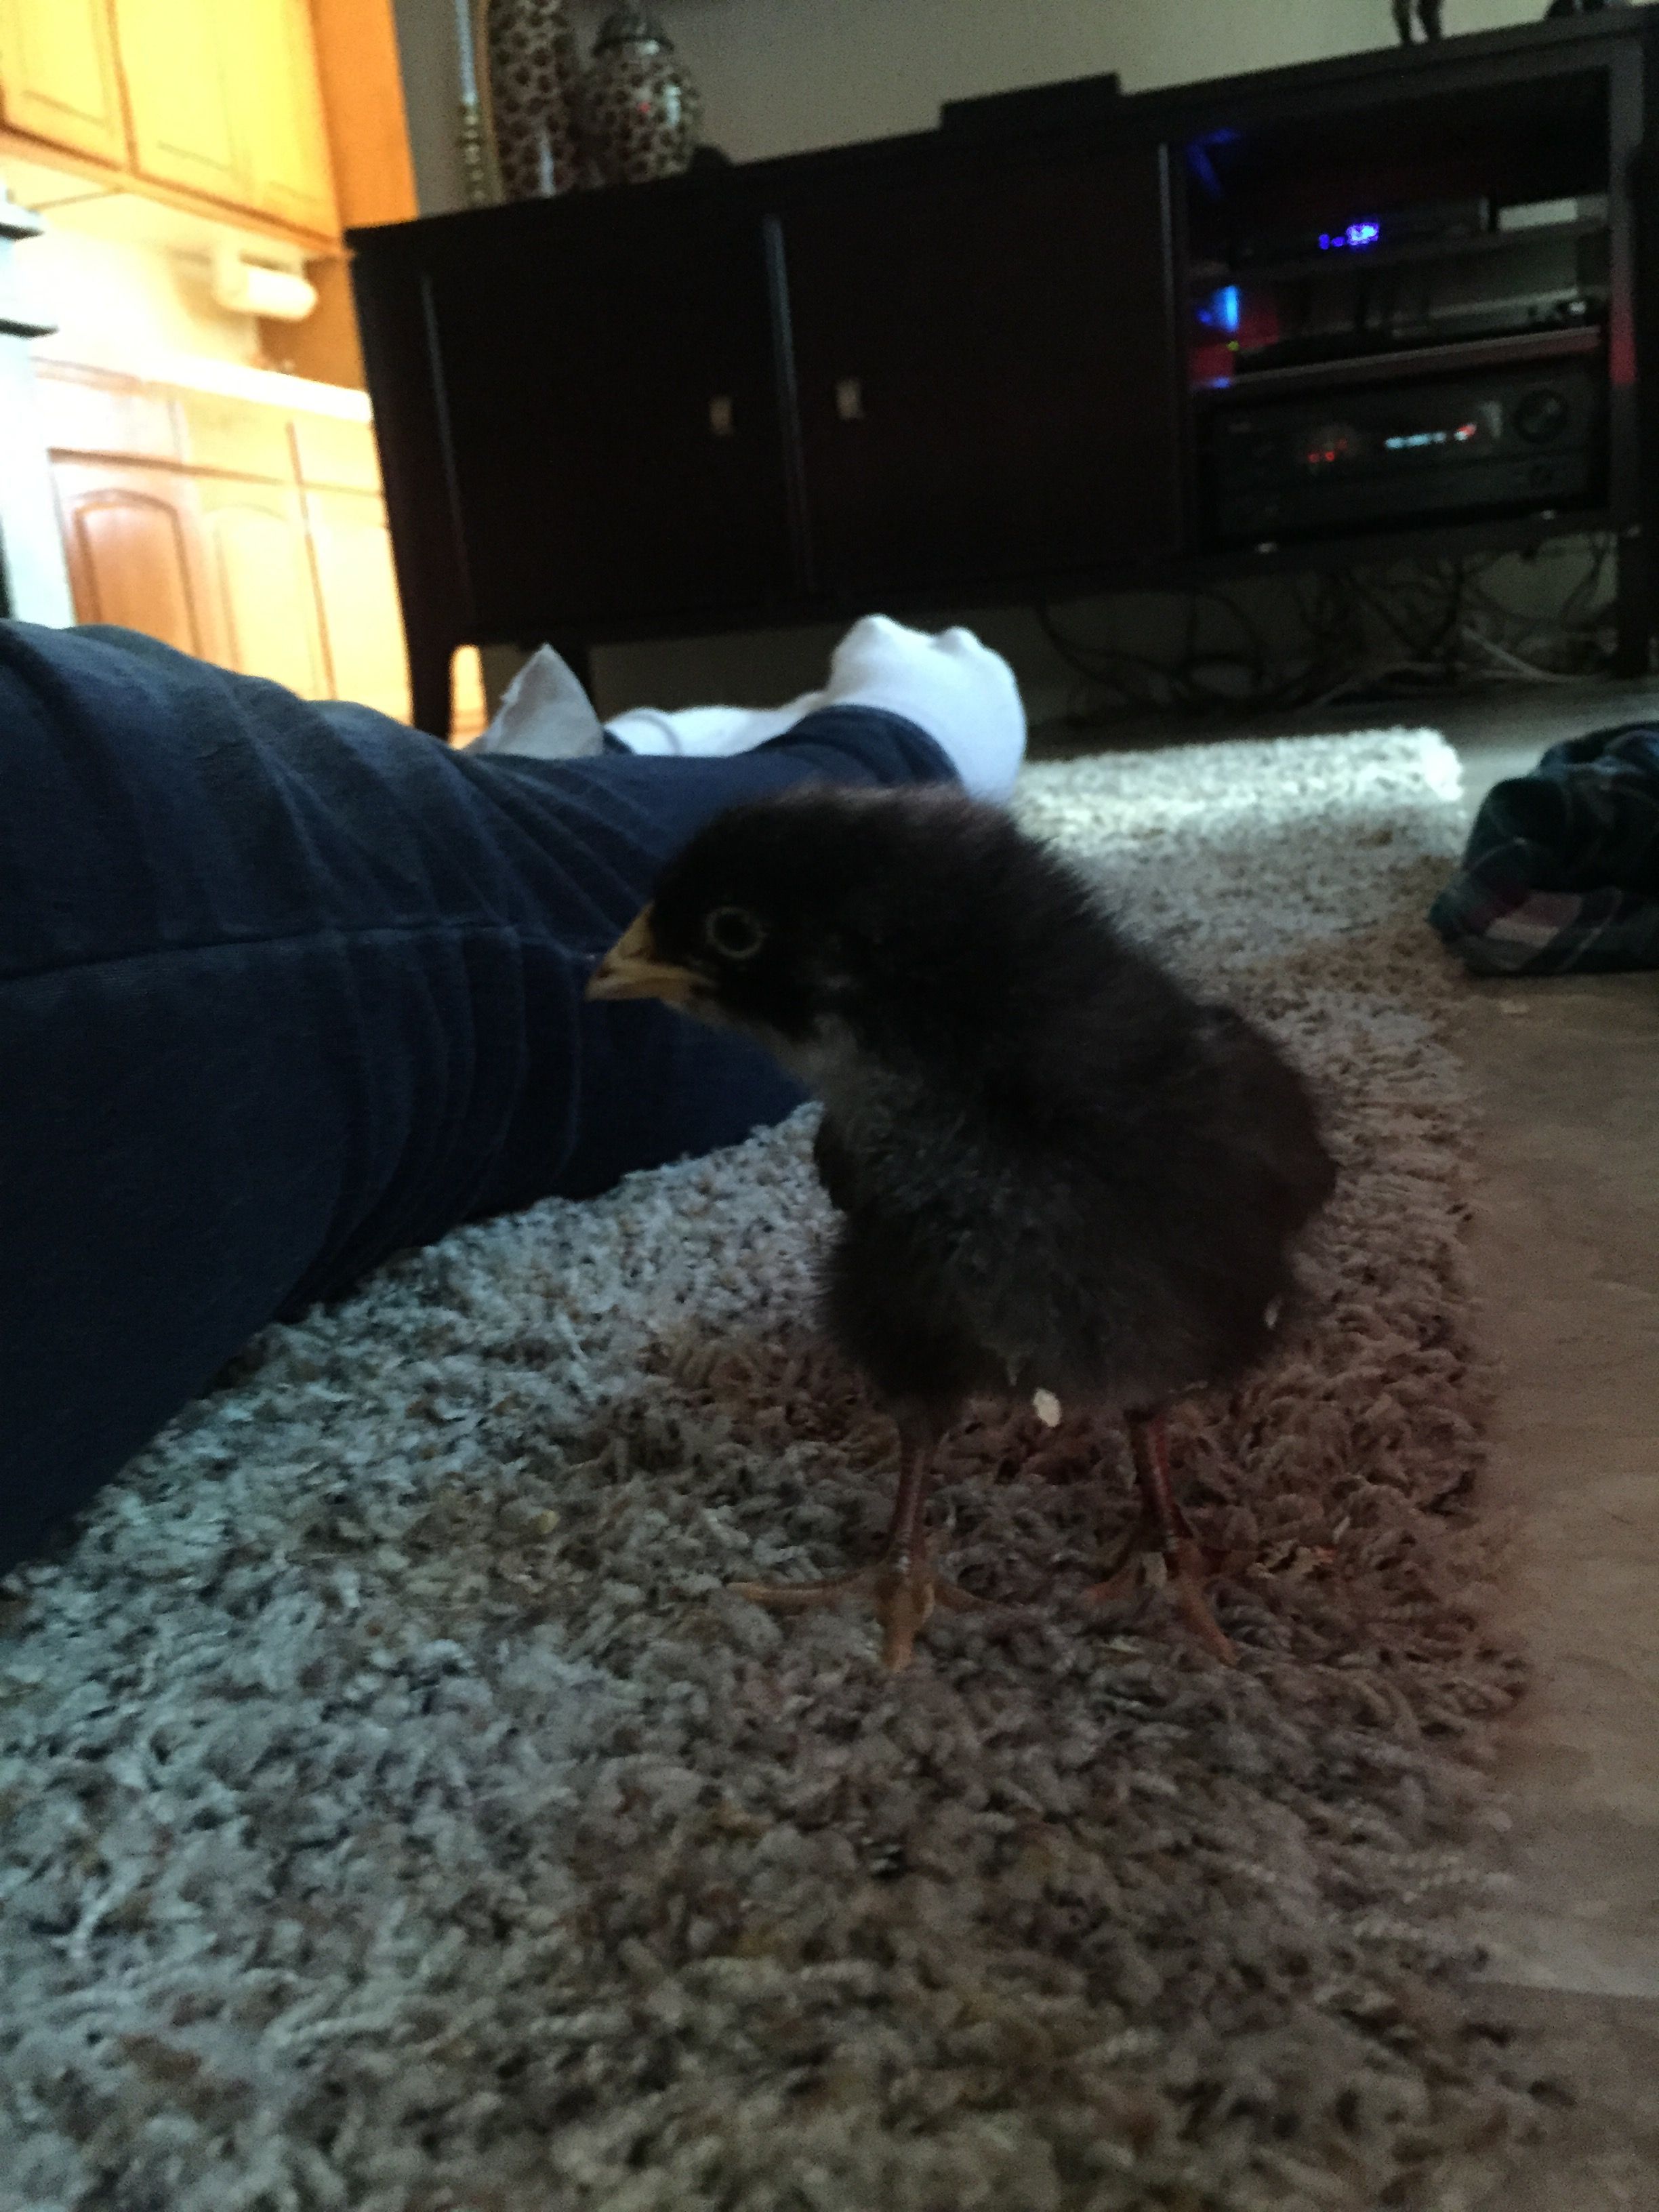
[{"xmin": 588, "ymin": 787, "xmax": 1335, "ymax": 1670}]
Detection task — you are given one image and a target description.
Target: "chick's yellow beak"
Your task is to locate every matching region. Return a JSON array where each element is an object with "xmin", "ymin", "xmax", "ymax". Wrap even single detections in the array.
[{"xmin": 586, "ymin": 905, "xmax": 699, "ymax": 1004}]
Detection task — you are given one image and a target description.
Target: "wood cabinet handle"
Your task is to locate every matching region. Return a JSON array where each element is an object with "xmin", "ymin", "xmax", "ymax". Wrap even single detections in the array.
[
  {"xmin": 709, "ymin": 394, "xmax": 735, "ymax": 437},
  {"xmin": 835, "ymin": 377, "xmax": 865, "ymax": 423}
]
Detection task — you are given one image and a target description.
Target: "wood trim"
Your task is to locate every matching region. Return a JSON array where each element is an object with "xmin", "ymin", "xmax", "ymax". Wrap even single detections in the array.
[
  {"xmin": 35, "ymin": 359, "xmax": 380, "ymax": 489},
  {"xmin": 260, "ymin": 251, "xmax": 363, "ymax": 388},
  {"xmin": 295, "ymin": 461, "xmax": 338, "ymax": 699},
  {"xmin": 45, "ymin": 445, "xmax": 309, "ymax": 485},
  {"xmin": 255, "ymin": 0, "xmax": 414, "ymax": 383},
  {"xmin": 304, "ymin": 0, "xmax": 415, "ymax": 230},
  {"xmin": 0, "ymin": 122, "xmax": 340, "ymax": 253}
]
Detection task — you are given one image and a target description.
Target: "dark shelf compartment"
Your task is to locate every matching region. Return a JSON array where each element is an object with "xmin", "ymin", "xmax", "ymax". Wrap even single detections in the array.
[
  {"xmin": 1191, "ymin": 322, "xmax": 1605, "ymax": 403},
  {"xmin": 1188, "ymin": 503, "xmax": 1618, "ymax": 579},
  {"xmin": 1180, "ymin": 63, "xmax": 1610, "ymax": 263},
  {"xmin": 1189, "ymin": 216, "xmax": 1608, "ymax": 291}
]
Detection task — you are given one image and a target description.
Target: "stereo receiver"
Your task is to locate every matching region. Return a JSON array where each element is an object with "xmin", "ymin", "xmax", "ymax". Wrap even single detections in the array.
[{"xmin": 1208, "ymin": 363, "xmax": 1603, "ymax": 544}]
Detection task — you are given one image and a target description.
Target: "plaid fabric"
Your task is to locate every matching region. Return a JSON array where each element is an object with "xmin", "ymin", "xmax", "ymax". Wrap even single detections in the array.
[{"xmin": 1429, "ymin": 722, "xmax": 1659, "ymax": 974}]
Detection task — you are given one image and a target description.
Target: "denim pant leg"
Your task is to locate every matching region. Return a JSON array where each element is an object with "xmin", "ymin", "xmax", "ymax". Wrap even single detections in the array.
[{"xmin": 0, "ymin": 619, "xmax": 954, "ymax": 1571}]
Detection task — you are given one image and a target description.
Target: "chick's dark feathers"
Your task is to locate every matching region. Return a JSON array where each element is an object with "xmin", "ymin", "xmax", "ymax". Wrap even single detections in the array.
[{"xmin": 647, "ymin": 787, "xmax": 1336, "ymax": 1431}]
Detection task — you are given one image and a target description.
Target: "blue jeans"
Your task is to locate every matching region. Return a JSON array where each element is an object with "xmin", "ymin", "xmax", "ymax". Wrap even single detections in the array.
[{"xmin": 0, "ymin": 622, "xmax": 951, "ymax": 1572}]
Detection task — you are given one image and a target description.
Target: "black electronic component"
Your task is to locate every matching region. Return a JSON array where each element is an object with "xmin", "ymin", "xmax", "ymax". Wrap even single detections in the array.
[
  {"xmin": 1232, "ymin": 198, "xmax": 1490, "ymax": 267},
  {"xmin": 1207, "ymin": 363, "xmax": 1604, "ymax": 543}
]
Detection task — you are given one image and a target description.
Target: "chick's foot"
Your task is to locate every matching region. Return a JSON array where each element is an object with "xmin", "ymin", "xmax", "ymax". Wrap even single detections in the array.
[
  {"xmin": 1084, "ymin": 1408, "xmax": 1246, "ymax": 1666},
  {"xmin": 733, "ymin": 1543, "xmax": 979, "ymax": 1671},
  {"xmin": 732, "ymin": 1437, "xmax": 978, "ymax": 1671},
  {"xmin": 1084, "ymin": 1515, "xmax": 1245, "ymax": 1667}
]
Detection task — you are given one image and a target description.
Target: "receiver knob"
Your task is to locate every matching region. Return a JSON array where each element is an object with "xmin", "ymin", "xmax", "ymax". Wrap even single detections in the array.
[{"xmin": 1515, "ymin": 388, "xmax": 1570, "ymax": 445}]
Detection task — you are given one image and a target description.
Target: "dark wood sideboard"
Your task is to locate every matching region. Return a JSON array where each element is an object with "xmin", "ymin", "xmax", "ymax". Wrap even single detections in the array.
[{"xmin": 350, "ymin": 10, "xmax": 1659, "ymax": 736}]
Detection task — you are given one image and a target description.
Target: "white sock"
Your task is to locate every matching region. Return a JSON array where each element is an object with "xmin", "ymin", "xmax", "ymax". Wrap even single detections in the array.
[
  {"xmin": 819, "ymin": 615, "xmax": 1025, "ymax": 797},
  {"xmin": 476, "ymin": 619, "xmax": 1027, "ymax": 798},
  {"xmin": 607, "ymin": 693, "xmax": 825, "ymax": 758},
  {"xmin": 467, "ymin": 646, "xmax": 605, "ymax": 760}
]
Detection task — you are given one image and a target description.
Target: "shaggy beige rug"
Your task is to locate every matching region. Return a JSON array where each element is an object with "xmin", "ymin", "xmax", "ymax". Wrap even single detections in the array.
[{"xmin": 1, "ymin": 731, "xmax": 1547, "ymax": 2212}]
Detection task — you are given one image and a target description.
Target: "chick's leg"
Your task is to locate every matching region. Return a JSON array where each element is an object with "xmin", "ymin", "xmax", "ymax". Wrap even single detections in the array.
[
  {"xmin": 733, "ymin": 1428, "xmax": 979, "ymax": 1671},
  {"xmin": 1084, "ymin": 1410, "xmax": 1240, "ymax": 1666}
]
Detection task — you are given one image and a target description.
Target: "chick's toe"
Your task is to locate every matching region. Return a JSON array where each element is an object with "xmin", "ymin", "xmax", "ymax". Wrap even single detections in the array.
[{"xmin": 733, "ymin": 1544, "xmax": 980, "ymax": 1672}]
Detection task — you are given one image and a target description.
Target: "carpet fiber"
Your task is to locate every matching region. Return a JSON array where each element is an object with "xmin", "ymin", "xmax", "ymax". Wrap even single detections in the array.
[{"xmin": 2, "ymin": 731, "xmax": 1544, "ymax": 2212}]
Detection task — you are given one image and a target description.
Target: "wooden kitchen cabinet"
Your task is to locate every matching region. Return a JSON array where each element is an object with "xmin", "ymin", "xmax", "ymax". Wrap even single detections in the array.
[
  {"xmin": 289, "ymin": 409, "xmax": 381, "ymax": 493},
  {"xmin": 39, "ymin": 362, "xmax": 483, "ymax": 732},
  {"xmin": 239, "ymin": 0, "xmax": 339, "ymax": 235},
  {"xmin": 52, "ymin": 456, "xmax": 213, "ymax": 659},
  {"xmin": 195, "ymin": 474, "xmax": 332, "ymax": 697},
  {"xmin": 175, "ymin": 384, "xmax": 297, "ymax": 481},
  {"xmin": 302, "ymin": 483, "xmax": 411, "ymax": 720},
  {"xmin": 94, "ymin": 0, "xmax": 337, "ymax": 237},
  {"xmin": 0, "ymin": 0, "xmax": 127, "ymax": 165},
  {"xmin": 110, "ymin": 0, "xmax": 243, "ymax": 206}
]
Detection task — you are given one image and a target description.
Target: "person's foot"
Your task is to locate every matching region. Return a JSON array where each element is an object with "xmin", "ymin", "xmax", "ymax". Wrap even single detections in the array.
[
  {"xmin": 467, "ymin": 646, "xmax": 605, "ymax": 760},
  {"xmin": 475, "ymin": 617, "xmax": 1027, "ymax": 799},
  {"xmin": 607, "ymin": 695, "xmax": 825, "ymax": 759},
  {"xmin": 611, "ymin": 613, "xmax": 1029, "ymax": 796},
  {"xmin": 818, "ymin": 615, "xmax": 1026, "ymax": 797}
]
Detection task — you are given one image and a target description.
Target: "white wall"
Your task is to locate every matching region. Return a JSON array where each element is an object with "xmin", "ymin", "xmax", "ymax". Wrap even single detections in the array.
[
  {"xmin": 392, "ymin": 0, "xmax": 473, "ymax": 220},
  {"xmin": 14, "ymin": 229, "xmax": 262, "ymax": 375},
  {"xmin": 633, "ymin": 0, "xmax": 1539, "ymax": 169}
]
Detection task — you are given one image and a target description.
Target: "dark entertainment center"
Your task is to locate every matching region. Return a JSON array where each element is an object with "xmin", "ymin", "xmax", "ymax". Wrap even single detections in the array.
[{"xmin": 348, "ymin": 10, "xmax": 1659, "ymax": 737}]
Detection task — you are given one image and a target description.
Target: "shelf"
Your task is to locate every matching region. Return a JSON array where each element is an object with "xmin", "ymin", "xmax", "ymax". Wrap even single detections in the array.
[
  {"xmin": 1191, "ymin": 322, "xmax": 1605, "ymax": 404},
  {"xmin": 1185, "ymin": 504, "xmax": 1617, "ymax": 582},
  {"xmin": 1187, "ymin": 216, "xmax": 1608, "ymax": 292}
]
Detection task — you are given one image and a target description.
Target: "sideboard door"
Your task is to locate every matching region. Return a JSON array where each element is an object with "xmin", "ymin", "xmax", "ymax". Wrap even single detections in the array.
[
  {"xmin": 781, "ymin": 138, "xmax": 1185, "ymax": 598},
  {"xmin": 424, "ymin": 192, "xmax": 796, "ymax": 640}
]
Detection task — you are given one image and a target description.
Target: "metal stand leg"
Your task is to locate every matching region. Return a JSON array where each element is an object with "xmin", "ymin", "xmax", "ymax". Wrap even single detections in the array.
[
  {"xmin": 1613, "ymin": 527, "xmax": 1652, "ymax": 680},
  {"xmin": 409, "ymin": 634, "xmax": 456, "ymax": 741}
]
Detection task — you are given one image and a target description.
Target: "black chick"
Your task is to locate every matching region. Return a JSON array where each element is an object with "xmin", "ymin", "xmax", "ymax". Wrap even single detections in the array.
[{"xmin": 587, "ymin": 786, "xmax": 1336, "ymax": 1670}]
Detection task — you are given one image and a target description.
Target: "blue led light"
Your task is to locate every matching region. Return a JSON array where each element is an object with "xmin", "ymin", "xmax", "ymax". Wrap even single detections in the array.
[
  {"xmin": 1197, "ymin": 283, "xmax": 1242, "ymax": 333},
  {"xmin": 1317, "ymin": 219, "xmax": 1384, "ymax": 253}
]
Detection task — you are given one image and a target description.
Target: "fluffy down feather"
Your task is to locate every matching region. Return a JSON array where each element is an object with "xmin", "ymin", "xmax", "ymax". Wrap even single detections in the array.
[{"xmin": 591, "ymin": 785, "xmax": 1336, "ymax": 1666}]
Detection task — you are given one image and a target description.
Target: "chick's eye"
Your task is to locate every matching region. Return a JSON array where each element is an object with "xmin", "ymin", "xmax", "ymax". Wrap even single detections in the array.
[{"xmin": 704, "ymin": 905, "xmax": 766, "ymax": 961}]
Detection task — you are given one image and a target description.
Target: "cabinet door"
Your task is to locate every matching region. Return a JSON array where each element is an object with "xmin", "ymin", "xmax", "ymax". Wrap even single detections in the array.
[
  {"xmin": 235, "ymin": 0, "xmax": 338, "ymax": 235},
  {"xmin": 290, "ymin": 411, "xmax": 381, "ymax": 494},
  {"xmin": 36, "ymin": 361, "xmax": 182, "ymax": 464},
  {"xmin": 425, "ymin": 192, "xmax": 796, "ymax": 636},
  {"xmin": 52, "ymin": 457, "xmax": 212, "ymax": 656},
  {"xmin": 783, "ymin": 140, "xmax": 1185, "ymax": 597},
  {"xmin": 195, "ymin": 476, "xmax": 330, "ymax": 697},
  {"xmin": 303, "ymin": 483, "xmax": 411, "ymax": 720},
  {"xmin": 0, "ymin": 0, "xmax": 127, "ymax": 164},
  {"xmin": 112, "ymin": 0, "xmax": 241, "ymax": 205},
  {"xmin": 176, "ymin": 388, "xmax": 294, "ymax": 482},
  {"xmin": 111, "ymin": 0, "xmax": 337, "ymax": 237}
]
